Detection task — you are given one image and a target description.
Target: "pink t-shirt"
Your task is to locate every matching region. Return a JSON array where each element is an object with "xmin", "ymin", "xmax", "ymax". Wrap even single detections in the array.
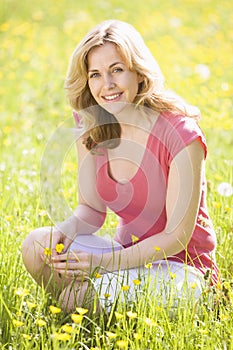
[{"xmin": 74, "ymin": 111, "xmax": 218, "ymax": 283}]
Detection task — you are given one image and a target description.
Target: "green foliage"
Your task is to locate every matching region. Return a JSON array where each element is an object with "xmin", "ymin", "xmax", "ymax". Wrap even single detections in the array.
[{"xmin": 0, "ymin": 0, "xmax": 233, "ymax": 348}]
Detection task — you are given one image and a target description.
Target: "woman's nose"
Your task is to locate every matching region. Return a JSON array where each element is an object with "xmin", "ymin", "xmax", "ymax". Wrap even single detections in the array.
[{"xmin": 103, "ymin": 73, "xmax": 115, "ymax": 88}]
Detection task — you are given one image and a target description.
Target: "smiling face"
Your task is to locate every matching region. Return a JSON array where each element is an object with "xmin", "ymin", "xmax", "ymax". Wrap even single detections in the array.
[{"xmin": 87, "ymin": 42, "xmax": 142, "ymax": 116}]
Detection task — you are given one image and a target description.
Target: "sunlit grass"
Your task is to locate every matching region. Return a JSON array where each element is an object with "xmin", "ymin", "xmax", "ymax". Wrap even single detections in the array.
[{"xmin": 0, "ymin": 0, "xmax": 233, "ymax": 348}]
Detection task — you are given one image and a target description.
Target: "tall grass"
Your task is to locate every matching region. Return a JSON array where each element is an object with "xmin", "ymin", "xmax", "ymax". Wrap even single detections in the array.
[{"xmin": 0, "ymin": 0, "xmax": 233, "ymax": 348}]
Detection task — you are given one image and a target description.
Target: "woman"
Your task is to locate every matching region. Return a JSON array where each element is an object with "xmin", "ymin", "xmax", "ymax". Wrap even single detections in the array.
[{"xmin": 22, "ymin": 20, "xmax": 218, "ymax": 312}]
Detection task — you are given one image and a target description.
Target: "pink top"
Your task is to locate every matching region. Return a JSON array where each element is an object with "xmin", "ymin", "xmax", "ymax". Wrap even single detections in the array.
[{"xmin": 75, "ymin": 111, "xmax": 218, "ymax": 283}]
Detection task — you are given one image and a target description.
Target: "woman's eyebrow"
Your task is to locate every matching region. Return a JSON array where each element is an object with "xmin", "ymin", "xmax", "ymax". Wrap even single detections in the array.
[{"xmin": 88, "ymin": 61, "xmax": 124, "ymax": 72}]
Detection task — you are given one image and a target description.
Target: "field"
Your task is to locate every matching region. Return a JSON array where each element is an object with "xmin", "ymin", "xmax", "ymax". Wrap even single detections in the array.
[{"xmin": 0, "ymin": 0, "xmax": 233, "ymax": 348}]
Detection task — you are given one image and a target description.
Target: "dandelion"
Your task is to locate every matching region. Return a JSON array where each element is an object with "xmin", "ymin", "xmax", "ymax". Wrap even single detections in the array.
[
  {"xmin": 53, "ymin": 332, "xmax": 71, "ymax": 341},
  {"xmin": 104, "ymin": 293, "xmax": 111, "ymax": 299},
  {"xmin": 56, "ymin": 243, "xmax": 64, "ymax": 254},
  {"xmin": 71, "ymin": 314, "xmax": 83, "ymax": 324},
  {"xmin": 170, "ymin": 272, "xmax": 176, "ymax": 279},
  {"xmin": 13, "ymin": 320, "xmax": 24, "ymax": 327},
  {"xmin": 36, "ymin": 319, "xmax": 46, "ymax": 327},
  {"xmin": 44, "ymin": 247, "xmax": 52, "ymax": 256},
  {"xmin": 154, "ymin": 246, "xmax": 161, "ymax": 251},
  {"xmin": 133, "ymin": 279, "xmax": 141, "ymax": 285},
  {"xmin": 217, "ymin": 182, "xmax": 233, "ymax": 197},
  {"xmin": 190, "ymin": 282, "xmax": 197, "ymax": 289},
  {"xmin": 131, "ymin": 234, "xmax": 139, "ymax": 243},
  {"xmin": 95, "ymin": 273, "xmax": 102, "ymax": 279},
  {"xmin": 22, "ymin": 334, "xmax": 32, "ymax": 340},
  {"xmin": 145, "ymin": 262, "xmax": 153, "ymax": 269},
  {"xmin": 49, "ymin": 305, "xmax": 61, "ymax": 314},
  {"xmin": 61, "ymin": 324, "xmax": 73, "ymax": 334},
  {"xmin": 126, "ymin": 311, "xmax": 137, "ymax": 319},
  {"xmin": 195, "ymin": 64, "xmax": 210, "ymax": 80},
  {"xmin": 5, "ymin": 215, "xmax": 13, "ymax": 221},
  {"xmin": 14, "ymin": 288, "xmax": 29, "ymax": 297},
  {"xmin": 212, "ymin": 201, "xmax": 221, "ymax": 209},
  {"xmin": 224, "ymin": 205, "xmax": 231, "ymax": 212},
  {"xmin": 121, "ymin": 285, "xmax": 130, "ymax": 291},
  {"xmin": 115, "ymin": 311, "xmax": 124, "ymax": 319},
  {"xmin": 116, "ymin": 340, "xmax": 128, "ymax": 348},
  {"xmin": 219, "ymin": 314, "xmax": 229, "ymax": 321},
  {"xmin": 26, "ymin": 301, "xmax": 37, "ymax": 309},
  {"xmin": 76, "ymin": 307, "xmax": 88, "ymax": 315},
  {"xmin": 133, "ymin": 333, "xmax": 142, "ymax": 340},
  {"xmin": 106, "ymin": 331, "xmax": 117, "ymax": 339}
]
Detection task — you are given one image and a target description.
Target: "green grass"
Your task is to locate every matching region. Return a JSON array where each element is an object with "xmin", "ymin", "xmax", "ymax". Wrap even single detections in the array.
[{"xmin": 0, "ymin": 0, "xmax": 233, "ymax": 348}]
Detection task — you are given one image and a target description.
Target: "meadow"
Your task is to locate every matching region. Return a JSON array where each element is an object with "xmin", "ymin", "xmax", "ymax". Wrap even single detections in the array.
[{"xmin": 0, "ymin": 0, "xmax": 233, "ymax": 348}]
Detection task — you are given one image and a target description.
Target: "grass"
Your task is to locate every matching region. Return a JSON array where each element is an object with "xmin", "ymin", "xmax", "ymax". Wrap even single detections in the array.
[{"xmin": 0, "ymin": 0, "xmax": 233, "ymax": 348}]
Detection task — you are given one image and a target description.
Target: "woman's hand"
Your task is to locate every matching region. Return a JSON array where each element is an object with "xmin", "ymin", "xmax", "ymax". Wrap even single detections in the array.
[{"xmin": 49, "ymin": 250, "xmax": 101, "ymax": 282}]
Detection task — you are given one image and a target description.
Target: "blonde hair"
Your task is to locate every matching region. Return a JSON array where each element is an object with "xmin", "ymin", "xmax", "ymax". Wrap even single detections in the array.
[{"xmin": 65, "ymin": 19, "xmax": 200, "ymax": 150}]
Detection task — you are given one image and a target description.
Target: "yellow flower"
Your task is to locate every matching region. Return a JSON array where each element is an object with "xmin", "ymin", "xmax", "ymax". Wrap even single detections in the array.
[
  {"xmin": 14, "ymin": 288, "xmax": 29, "ymax": 297},
  {"xmin": 190, "ymin": 282, "xmax": 197, "ymax": 289},
  {"xmin": 38, "ymin": 209, "xmax": 47, "ymax": 217},
  {"xmin": 144, "ymin": 317, "xmax": 157, "ymax": 327},
  {"xmin": 121, "ymin": 285, "xmax": 130, "ymax": 291},
  {"xmin": 76, "ymin": 307, "xmax": 88, "ymax": 315},
  {"xmin": 154, "ymin": 246, "xmax": 161, "ymax": 251},
  {"xmin": 13, "ymin": 320, "xmax": 24, "ymax": 327},
  {"xmin": 36, "ymin": 319, "xmax": 46, "ymax": 327},
  {"xmin": 126, "ymin": 311, "xmax": 137, "ymax": 319},
  {"xmin": 22, "ymin": 334, "xmax": 32, "ymax": 340},
  {"xmin": 133, "ymin": 279, "xmax": 141, "ymax": 285},
  {"xmin": 106, "ymin": 331, "xmax": 117, "ymax": 339},
  {"xmin": 145, "ymin": 262, "xmax": 153, "ymax": 269},
  {"xmin": 104, "ymin": 293, "xmax": 111, "ymax": 298},
  {"xmin": 44, "ymin": 247, "xmax": 52, "ymax": 256},
  {"xmin": 61, "ymin": 324, "xmax": 73, "ymax": 334},
  {"xmin": 26, "ymin": 301, "xmax": 37, "ymax": 309},
  {"xmin": 116, "ymin": 340, "xmax": 128, "ymax": 348},
  {"xmin": 90, "ymin": 347, "xmax": 101, "ymax": 350},
  {"xmin": 71, "ymin": 314, "xmax": 83, "ymax": 324},
  {"xmin": 131, "ymin": 234, "xmax": 139, "ymax": 243},
  {"xmin": 115, "ymin": 311, "xmax": 124, "ymax": 319},
  {"xmin": 133, "ymin": 333, "xmax": 142, "ymax": 340},
  {"xmin": 170, "ymin": 272, "xmax": 176, "ymax": 279},
  {"xmin": 212, "ymin": 201, "xmax": 221, "ymax": 209},
  {"xmin": 49, "ymin": 305, "xmax": 61, "ymax": 314},
  {"xmin": 56, "ymin": 243, "xmax": 64, "ymax": 254},
  {"xmin": 53, "ymin": 332, "xmax": 71, "ymax": 341},
  {"xmin": 219, "ymin": 314, "xmax": 229, "ymax": 321},
  {"xmin": 94, "ymin": 273, "xmax": 102, "ymax": 279}
]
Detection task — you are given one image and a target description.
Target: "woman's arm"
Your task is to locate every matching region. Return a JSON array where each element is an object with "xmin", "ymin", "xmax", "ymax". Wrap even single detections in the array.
[{"xmin": 55, "ymin": 136, "xmax": 107, "ymax": 241}]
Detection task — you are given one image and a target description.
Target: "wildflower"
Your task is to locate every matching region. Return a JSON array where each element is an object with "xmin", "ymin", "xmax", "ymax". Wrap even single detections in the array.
[
  {"xmin": 144, "ymin": 317, "xmax": 157, "ymax": 327},
  {"xmin": 5, "ymin": 215, "xmax": 13, "ymax": 221},
  {"xmin": 106, "ymin": 331, "xmax": 117, "ymax": 339},
  {"xmin": 212, "ymin": 201, "xmax": 221, "ymax": 209},
  {"xmin": 116, "ymin": 340, "xmax": 128, "ymax": 348},
  {"xmin": 76, "ymin": 307, "xmax": 88, "ymax": 315},
  {"xmin": 22, "ymin": 334, "xmax": 32, "ymax": 340},
  {"xmin": 13, "ymin": 320, "xmax": 24, "ymax": 327},
  {"xmin": 36, "ymin": 319, "xmax": 46, "ymax": 327},
  {"xmin": 49, "ymin": 305, "xmax": 61, "ymax": 314},
  {"xmin": 219, "ymin": 314, "xmax": 229, "ymax": 321},
  {"xmin": 126, "ymin": 311, "xmax": 137, "ymax": 319},
  {"xmin": 115, "ymin": 311, "xmax": 124, "ymax": 319},
  {"xmin": 224, "ymin": 205, "xmax": 231, "ymax": 212},
  {"xmin": 133, "ymin": 333, "xmax": 142, "ymax": 340},
  {"xmin": 56, "ymin": 243, "xmax": 64, "ymax": 254},
  {"xmin": 71, "ymin": 314, "xmax": 83, "ymax": 324},
  {"xmin": 61, "ymin": 324, "xmax": 73, "ymax": 333},
  {"xmin": 190, "ymin": 282, "xmax": 197, "ymax": 289},
  {"xmin": 14, "ymin": 288, "xmax": 29, "ymax": 297},
  {"xmin": 198, "ymin": 329, "xmax": 208, "ymax": 335},
  {"xmin": 95, "ymin": 272, "xmax": 102, "ymax": 279},
  {"xmin": 133, "ymin": 279, "xmax": 141, "ymax": 285},
  {"xmin": 44, "ymin": 247, "xmax": 52, "ymax": 256},
  {"xmin": 131, "ymin": 234, "xmax": 139, "ymax": 244},
  {"xmin": 38, "ymin": 209, "xmax": 47, "ymax": 216},
  {"xmin": 53, "ymin": 332, "xmax": 71, "ymax": 341},
  {"xmin": 104, "ymin": 293, "xmax": 111, "ymax": 298},
  {"xmin": 26, "ymin": 301, "xmax": 37, "ymax": 309},
  {"xmin": 154, "ymin": 246, "xmax": 161, "ymax": 251},
  {"xmin": 90, "ymin": 347, "xmax": 101, "ymax": 350},
  {"xmin": 145, "ymin": 262, "xmax": 153, "ymax": 269},
  {"xmin": 170, "ymin": 272, "xmax": 176, "ymax": 279},
  {"xmin": 121, "ymin": 285, "xmax": 130, "ymax": 291}
]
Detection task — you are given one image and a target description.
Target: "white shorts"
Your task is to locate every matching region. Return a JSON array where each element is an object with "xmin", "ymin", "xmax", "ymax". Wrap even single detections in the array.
[{"xmin": 70, "ymin": 234, "xmax": 204, "ymax": 309}]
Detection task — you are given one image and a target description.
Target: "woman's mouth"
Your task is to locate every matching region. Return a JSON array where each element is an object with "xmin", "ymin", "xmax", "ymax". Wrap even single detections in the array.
[{"xmin": 102, "ymin": 93, "xmax": 123, "ymax": 101}]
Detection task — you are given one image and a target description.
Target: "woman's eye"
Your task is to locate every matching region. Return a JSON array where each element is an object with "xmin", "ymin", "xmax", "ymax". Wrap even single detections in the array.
[
  {"xmin": 89, "ymin": 72, "xmax": 100, "ymax": 78},
  {"xmin": 112, "ymin": 67, "xmax": 123, "ymax": 73}
]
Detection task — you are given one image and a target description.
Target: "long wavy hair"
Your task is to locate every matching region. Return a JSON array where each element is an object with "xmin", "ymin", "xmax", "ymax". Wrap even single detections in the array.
[{"xmin": 65, "ymin": 19, "xmax": 200, "ymax": 151}]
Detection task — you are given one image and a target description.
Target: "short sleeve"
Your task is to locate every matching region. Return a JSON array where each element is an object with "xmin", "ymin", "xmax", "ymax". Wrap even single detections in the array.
[{"xmin": 159, "ymin": 114, "xmax": 207, "ymax": 165}]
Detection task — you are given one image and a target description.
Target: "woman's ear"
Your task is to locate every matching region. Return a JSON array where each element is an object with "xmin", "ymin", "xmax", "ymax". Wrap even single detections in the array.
[{"xmin": 137, "ymin": 73, "xmax": 144, "ymax": 84}]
